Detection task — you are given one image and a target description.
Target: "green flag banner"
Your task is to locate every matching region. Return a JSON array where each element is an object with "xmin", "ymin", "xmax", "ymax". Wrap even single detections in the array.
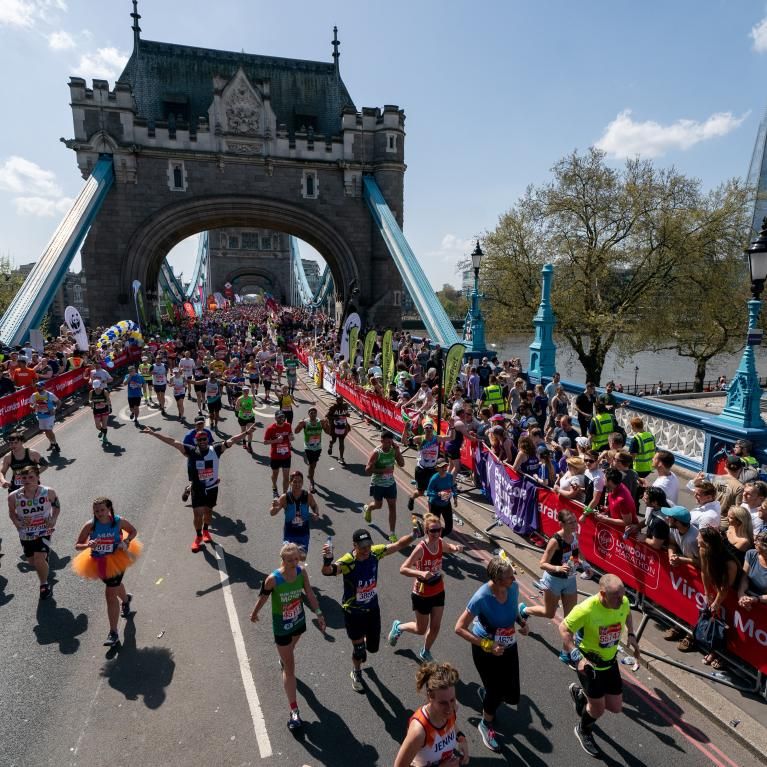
[
  {"xmin": 348, "ymin": 326, "xmax": 360, "ymax": 368},
  {"xmin": 382, "ymin": 330, "xmax": 393, "ymax": 385},
  {"xmin": 363, "ymin": 330, "xmax": 377, "ymax": 373},
  {"xmin": 443, "ymin": 342, "xmax": 466, "ymax": 395}
]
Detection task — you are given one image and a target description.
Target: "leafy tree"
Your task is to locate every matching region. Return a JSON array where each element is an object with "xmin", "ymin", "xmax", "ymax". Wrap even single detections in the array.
[
  {"xmin": 481, "ymin": 148, "xmax": 748, "ymax": 384},
  {"xmin": 435, "ymin": 283, "xmax": 468, "ymax": 320},
  {"xmin": 0, "ymin": 254, "xmax": 25, "ymax": 316}
]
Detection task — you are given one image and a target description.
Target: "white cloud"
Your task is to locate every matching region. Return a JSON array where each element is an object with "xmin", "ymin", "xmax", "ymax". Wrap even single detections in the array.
[
  {"xmin": 76, "ymin": 47, "xmax": 129, "ymax": 81},
  {"xmin": 0, "ymin": 0, "xmax": 66, "ymax": 29},
  {"xmin": 14, "ymin": 196, "xmax": 73, "ymax": 217},
  {"xmin": 47, "ymin": 29, "xmax": 74, "ymax": 49},
  {"xmin": 750, "ymin": 17, "xmax": 767, "ymax": 52},
  {"xmin": 426, "ymin": 234, "xmax": 475, "ymax": 268},
  {"xmin": 595, "ymin": 109, "xmax": 749, "ymax": 159},
  {"xmin": 0, "ymin": 155, "xmax": 62, "ymax": 197}
]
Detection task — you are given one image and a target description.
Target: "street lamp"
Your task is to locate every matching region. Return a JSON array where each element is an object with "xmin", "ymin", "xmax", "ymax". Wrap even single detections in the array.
[
  {"xmin": 719, "ymin": 217, "xmax": 767, "ymax": 428},
  {"xmin": 463, "ymin": 241, "xmax": 486, "ymax": 359}
]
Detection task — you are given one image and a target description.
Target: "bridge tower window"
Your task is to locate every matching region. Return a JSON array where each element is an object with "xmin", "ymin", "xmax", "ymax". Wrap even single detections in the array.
[
  {"xmin": 302, "ymin": 170, "xmax": 319, "ymax": 199},
  {"xmin": 167, "ymin": 161, "xmax": 188, "ymax": 192},
  {"xmin": 393, "ymin": 290, "xmax": 402, "ymax": 306},
  {"xmin": 386, "ymin": 133, "xmax": 397, "ymax": 153}
]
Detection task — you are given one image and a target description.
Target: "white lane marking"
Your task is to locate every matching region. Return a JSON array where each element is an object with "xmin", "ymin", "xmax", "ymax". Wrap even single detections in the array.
[
  {"xmin": 117, "ymin": 405, "xmax": 163, "ymax": 422},
  {"xmin": 212, "ymin": 542, "xmax": 272, "ymax": 758}
]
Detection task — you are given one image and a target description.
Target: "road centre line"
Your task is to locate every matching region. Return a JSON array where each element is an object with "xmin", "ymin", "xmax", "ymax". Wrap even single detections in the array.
[{"xmin": 212, "ymin": 541, "xmax": 273, "ymax": 759}]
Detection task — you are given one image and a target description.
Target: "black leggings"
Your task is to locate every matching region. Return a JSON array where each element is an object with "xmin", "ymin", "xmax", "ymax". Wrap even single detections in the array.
[
  {"xmin": 429, "ymin": 503, "xmax": 453, "ymax": 537},
  {"xmin": 471, "ymin": 642, "xmax": 520, "ymax": 716}
]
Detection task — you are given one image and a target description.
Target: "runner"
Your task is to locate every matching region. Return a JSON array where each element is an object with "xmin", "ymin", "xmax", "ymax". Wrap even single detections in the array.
[
  {"xmin": 261, "ymin": 359, "xmax": 274, "ymax": 404},
  {"xmin": 244, "ymin": 355, "xmax": 260, "ymax": 399},
  {"xmin": 321, "ymin": 526, "xmax": 420, "ymax": 692},
  {"xmin": 284, "ymin": 350, "xmax": 299, "ymax": 396},
  {"xmin": 122, "ymin": 364, "xmax": 145, "ymax": 426},
  {"xmin": 424, "ymin": 460, "xmax": 459, "ymax": 537},
  {"xmin": 270, "ymin": 471, "xmax": 320, "ymax": 560},
  {"xmin": 138, "ymin": 356, "xmax": 153, "ymax": 403},
  {"xmin": 141, "ymin": 423, "xmax": 255, "ymax": 551},
  {"xmin": 363, "ymin": 431, "xmax": 405, "ymax": 543},
  {"xmin": 169, "ymin": 368, "xmax": 187, "ymax": 420},
  {"xmin": 72, "ymin": 497, "xmax": 142, "ymax": 646},
  {"xmin": 8, "ymin": 465, "xmax": 60, "ymax": 599},
  {"xmin": 277, "ymin": 385, "xmax": 296, "ymax": 424},
  {"xmin": 178, "ymin": 351, "xmax": 196, "ymax": 399},
  {"xmin": 201, "ymin": 372, "xmax": 224, "ymax": 430},
  {"xmin": 325, "ymin": 396, "xmax": 351, "ymax": 464},
  {"xmin": 518, "ymin": 509, "xmax": 580, "ymax": 664},
  {"xmin": 264, "ymin": 410, "xmax": 294, "ymax": 497},
  {"xmin": 274, "ymin": 350, "xmax": 285, "ymax": 386},
  {"xmin": 293, "ymin": 406, "xmax": 323, "ymax": 492},
  {"xmin": 89, "ymin": 379, "xmax": 112, "ymax": 445},
  {"xmin": 151, "ymin": 355, "xmax": 168, "ymax": 414},
  {"xmin": 29, "ymin": 380, "xmax": 61, "ymax": 452},
  {"xmin": 192, "ymin": 354, "xmax": 209, "ymax": 412},
  {"xmin": 393, "ymin": 662, "xmax": 469, "ymax": 767},
  {"xmin": 388, "ymin": 512, "xmax": 464, "ymax": 662},
  {"xmin": 250, "ymin": 542, "xmax": 326, "ymax": 731},
  {"xmin": 407, "ymin": 421, "xmax": 449, "ymax": 512},
  {"xmin": 234, "ymin": 385, "xmax": 257, "ymax": 450},
  {"xmin": 454, "ymin": 554, "xmax": 529, "ymax": 752},
  {"xmin": 560, "ymin": 573, "xmax": 640, "ymax": 758},
  {"xmin": 0, "ymin": 431, "xmax": 48, "ymax": 493}
]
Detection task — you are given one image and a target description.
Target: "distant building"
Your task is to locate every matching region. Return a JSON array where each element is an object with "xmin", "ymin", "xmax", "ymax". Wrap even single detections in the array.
[
  {"xmin": 16, "ymin": 263, "xmax": 89, "ymax": 331},
  {"xmin": 302, "ymin": 259, "xmax": 321, "ymax": 294},
  {"xmin": 461, "ymin": 268, "xmax": 473, "ymax": 297}
]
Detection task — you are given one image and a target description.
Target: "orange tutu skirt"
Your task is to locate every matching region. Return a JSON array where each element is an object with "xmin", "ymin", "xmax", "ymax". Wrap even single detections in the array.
[{"xmin": 72, "ymin": 538, "xmax": 143, "ymax": 580}]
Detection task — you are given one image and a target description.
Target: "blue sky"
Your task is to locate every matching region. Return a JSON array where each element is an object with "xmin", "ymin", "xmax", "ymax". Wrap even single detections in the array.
[{"xmin": 1, "ymin": 0, "xmax": 766, "ymax": 290}]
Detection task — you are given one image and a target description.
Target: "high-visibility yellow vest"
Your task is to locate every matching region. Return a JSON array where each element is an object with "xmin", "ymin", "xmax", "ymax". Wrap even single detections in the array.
[
  {"xmin": 590, "ymin": 412, "xmax": 615, "ymax": 450},
  {"xmin": 483, "ymin": 384, "xmax": 504, "ymax": 408},
  {"xmin": 632, "ymin": 431, "xmax": 656, "ymax": 473}
]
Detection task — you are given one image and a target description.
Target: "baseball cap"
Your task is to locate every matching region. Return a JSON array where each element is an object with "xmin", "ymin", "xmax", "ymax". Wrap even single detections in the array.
[
  {"xmin": 558, "ymin": 436, "xmax": 571, "ymax": 448},
  {"xmin": 352, "ymin": 529, "xmax": 373, "ymax": 545},
  {"xmin": 490, "ymin": 414, "xmax": 506, "ymax": 422},
  {"xmin": 661, "ymin": 505, "xmax": 691, "ymax": 525},
  {"xmin": 435, "ymin": 459, "xmax": 448, "ymax": 468},
  {"xmin": 275, "ymin": 410, "xmax": 286, "ymax": 418},
  {"xmin": 194, "ymin": 415, "xmax": 206, "ymax": 424}
]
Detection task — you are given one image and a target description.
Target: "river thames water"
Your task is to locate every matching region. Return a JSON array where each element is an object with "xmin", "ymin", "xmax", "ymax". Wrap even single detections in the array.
[{"xmin": 410, "ymin": 330, "xmax": 767, "ymax": 387}]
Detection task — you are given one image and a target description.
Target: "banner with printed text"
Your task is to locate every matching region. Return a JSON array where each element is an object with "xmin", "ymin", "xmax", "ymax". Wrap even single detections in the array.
[
  {"xmin": 443, "ymin": 342, "xmax": 465, "ymax": 395},
  {"xmin": 381, "ymin": 330, "xmax": 392, "ymax": 385},
  {"xmin": 363, "ymin": 330, "xmax": 377, "ymax": 374},
  {"xmin": 348, "ymin": 326, "xmax": 360, "ymax": 368}
]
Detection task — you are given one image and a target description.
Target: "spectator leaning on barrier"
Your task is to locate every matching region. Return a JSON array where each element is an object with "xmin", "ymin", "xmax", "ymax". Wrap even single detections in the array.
[
  {"xmin": 0, "ymin": 369, "xmax": 15, "ymax": 396},
  {"xmin": 704, "ymin": 456, "xmax": 746, "ymax": 518},
  {"xmin": 664, "ymin": 506, "xmax": 700, "ymax": 569},
  {"xmin": 685, "ymin": 479, "xmax": 720, "ymax": 530},
  {"xmin": 648, "ymin": 450, "xmax": 679, "ymax": 505},
  {"xmin": 10, "ymin": 358, "xmax": 37, "ymax": 388},
  {"xmin": 593, "ymin": 468, "xmax": 637, "ymax": 533},
  {"xmin": 738, "ymin": 530, "xmax": 767, "ymax": 609},
  {"xmin": 740, "ymin": 480, "xmax": 767, "ymax": 535},
  {"xmin": 723, "ymin": 506, "xmax": 754, "ymax": 563}
]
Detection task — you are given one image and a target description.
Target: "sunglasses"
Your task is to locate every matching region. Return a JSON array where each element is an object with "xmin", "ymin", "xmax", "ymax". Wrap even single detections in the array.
[{"xmin": 427, "ymin": 527, "xmax": 442, "ymax": 533}]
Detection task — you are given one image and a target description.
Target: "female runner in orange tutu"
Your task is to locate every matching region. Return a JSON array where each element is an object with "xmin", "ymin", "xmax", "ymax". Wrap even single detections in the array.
[{"xmin": 73, "ymin": 497, "xmax": 141, "ymax": 646}]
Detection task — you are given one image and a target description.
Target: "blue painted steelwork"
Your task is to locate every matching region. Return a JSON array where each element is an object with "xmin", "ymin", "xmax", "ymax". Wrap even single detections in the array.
[
  {"xmin": 311, "ymin": 265, "xmax": 334, "ymax": 309},
  {"xmin": 289, "ymin": 237, "xmax": 314, "ymax": 306},
  {"xmin": 528, "ymin": 264, "xmax": 557, "ymax": 382},
  {"xmin": 363, "ymin": 176, "xmax": 460, "ymax": 347},
  {"xmin": 0, "ymin": 155, "xmax": 114, "ymax": 347},
  {"xmin": 159, "ymin": 259, "xmax": 185, "ymax": 303}
]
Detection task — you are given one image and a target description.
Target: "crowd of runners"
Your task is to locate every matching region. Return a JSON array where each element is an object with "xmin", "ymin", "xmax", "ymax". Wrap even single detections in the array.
[{"xmin": 14, "ymin": 300, "xmax": 743, "ymax": 764}]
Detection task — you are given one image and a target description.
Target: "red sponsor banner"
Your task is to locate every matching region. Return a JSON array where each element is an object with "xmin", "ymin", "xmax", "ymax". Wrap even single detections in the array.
[
  {"xmin": 335, "ymin": 378, "xmax": 406, "ymax": 435},
  {"xmin": 533, "ymin": 482, "xmax": 767, "ymax": 674},
  {"xmin": 0, "ymin": 366, "xmax": 92, "ymax": 428},
  {"xmin": 103, "ymin": 346, "xmax": 142, "ymax": 371}
]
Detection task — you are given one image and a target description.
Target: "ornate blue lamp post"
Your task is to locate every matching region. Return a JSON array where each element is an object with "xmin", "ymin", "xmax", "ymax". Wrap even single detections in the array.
[
  {"xmin": 463, "ymin": 241, "xmax": 487, "ymax": 359},
  {"xmin": 718, "ymin": 218, "xmax": 767, "ymax": 428}
]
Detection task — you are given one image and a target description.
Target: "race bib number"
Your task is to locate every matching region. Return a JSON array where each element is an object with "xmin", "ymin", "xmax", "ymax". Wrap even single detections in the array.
[
  {"xmin": 307, "ymin": 436, "xmax": 321, "ymax": 448},
  {"xmin": 291, "ymin": 511, "xmax": 304, "ymax": 527},
  {"xmin": 356, "ymin": 581, "xmax": 377, "ymax": 604},
  {"xmin": 197, "ymin": 466, "xmax": 214, "ymax": 482},
  {"xmin": 276, "ymin": 444, "xmax": 290, "ymax": 456},
  {"xmin": 282, "ymin": 598, "xmax": 302, "ymax": 622},
  {"xmin": 599, "ymin": 623, "xmax": 622, "ymax": 648},
  {"xmin": 22, "ymin": 514, "xmax": 48, "ymax": 538},
  {"xmin": 93, "ymin": 536, "xmax": 115, "ymax": 554},
  {"xmin": 494, "ymin": 626, "xmax": 517, "ymax": 647},
  {"xmin": 153, "ymin": 374, "xmax": 166, "ymax": 385}
]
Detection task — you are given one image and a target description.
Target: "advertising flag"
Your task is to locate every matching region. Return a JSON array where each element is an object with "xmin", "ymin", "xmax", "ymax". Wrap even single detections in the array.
[
  {"xmin": 348, "ymin": 325, "xmax": 360, "ymax": 368},
  {"xmin": 363, "ymin": 330, "xmax": 377, "ymax": 373},
  {"xmin": 64, "ymin": 306, "xmax": 89, "ymax": 352},
  {"xmin": 382, "ymin": 330, "xmax": 393, "ymax": 386},
  {"xmin": 443, "ymin": 342, "xmax": 465, "ymax": 394}
]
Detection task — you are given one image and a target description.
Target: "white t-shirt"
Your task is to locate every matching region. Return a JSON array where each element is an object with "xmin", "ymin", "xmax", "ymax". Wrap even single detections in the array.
[
  {"xmin": 652, "ymin": 473, "xmax": 679, "ymax": 504},
  {"xmin": 742, "ymin": 503, "xmax": 763, "ymax": 534},
  {"xmin": 178, "ymin": 358, "xmax": 195, "ymax": 378},
  {"xmin": 689, "ymin": 501, "xmax": 721, "ymax": 530},
  {"xmin": 560, "ymin": 472, "xmax": 586, "ymax": 493}
]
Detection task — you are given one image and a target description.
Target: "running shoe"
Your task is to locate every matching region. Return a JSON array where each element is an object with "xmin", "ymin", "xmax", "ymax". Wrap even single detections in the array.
[
  {"xmin": 52, "ymin": 443, "xmax": 60, "ymax": 453},
  {"xmin": 129, "ymin": 413, "xmax": 135, "ymax": 420},
  {"xmin": 104, "ymin": 630, "xmax": 120, "ymax": 647},
  {"xmin": 518, "ymin": 602, "xmax": 528, "ymax": 620},
  {"xmin": 134, "ymin": 420, "xmax": 140, "ymax": 428},
  {"xmin": 569, "ymin": 682, "xmax": 586, "ymax": 717},
  {"xmin": 559, "ymin": 650, "xmax": 572, "ymax": 665},
  {"xmin": 407, "ymin": 497, "xmax": 415, "ymax": 512},
  {"xmin": 477, "ymin": 720, "xmax": 500, "ymax": 752},
  {"xmin": 201, "ymin": 530, "xmax": 213, "ymax": 544},
  {"xmin": 191, "ymin": 536, "xmax": 203, "ymax": 553},
  {"xmin": 388, "ymin": 619, "xmax": 402, "ymax": 646},
  {"xmin": 339, "ymin": 458, "xmax": 346, "ymax": 466},
  {"xmin": 121, "ymin": 594, "xmax": 133, "ymax": 619},
  {"xmin": 287, "ymin": 710, "xmax": 303, "ymax": 731},
  {"xmin": 182, "ymin": 487, "xmax": 191, "ymax": 503},
  {"xmin": 388, "ymin": 533, "xmax": 398, "ymax": 543},
  {"xmin": 39, "ymin": 582, "xmax": 52, "ymax": 600},
  {"xmin": 327, "ymin": 447, "xmax": 332, "ymax": 456},
  {"xmin": 574, "ymin": 724, "xmax": 600, "ymax": 757},
  {"xmin": 310, "ymin": 483, "xmax": 317, "ymax": 494},
  {"xmin": 272, "ymin": 487, "xmax": 279, "ymax": 498},
  {"xmin": 418, "ymin": 647, "xmax": 435, "ymax": 663},
  {"xmin": 350, "ymin": 669, "xmax": 364, "ymax": 692},
  {"xmin": 363, "ymin": 504, "xmax": 372, "ymax": 523},
  {"xmin": 580, "ymin": 565, "xmax": 594, "ymax": 580}
]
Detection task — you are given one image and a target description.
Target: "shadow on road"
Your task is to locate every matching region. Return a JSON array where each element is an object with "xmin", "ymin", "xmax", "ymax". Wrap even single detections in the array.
[
  {"xmin": 365, "ymin": 666, "xmax": 410, "ymax": 743},
  {"xmin": 0, "ymin": 573, "xmax": 14, "ymax": 607},
  {"xmin": 33, "ymin": 597, "xmax": 88, "ymax": 654},
  {"xmin": 100, "ymin": 619, "xmax": 175, "ymax": 709},
  {"xmin": 210, "ymin": 512, "xmax": 248, "ymax": 543},
  {"xmin": 295, "ymin": 678, "xmax": 379, "ymax": 765},
  {"xmin": 195, "ymin": 546, "xmax": 266, "ymax": 597},
  {"xmin": 48, "ymin": 454, "xmax": 77, "ymax": 471}
]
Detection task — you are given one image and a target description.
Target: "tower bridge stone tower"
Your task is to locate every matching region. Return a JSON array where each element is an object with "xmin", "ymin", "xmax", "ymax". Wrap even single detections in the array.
[{"xmin": 64, "ymin": 8, "xmax": 404, "ymax": 326}]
